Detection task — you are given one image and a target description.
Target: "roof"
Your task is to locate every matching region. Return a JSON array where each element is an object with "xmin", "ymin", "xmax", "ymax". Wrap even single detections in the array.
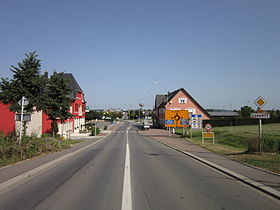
[
  {"xmin": 62, "ymin": 73, "xmax": 83, "ymax": 99},
  {"xmin": 155, "ymin": 88, "xmax": 211, "ymax": 119},
  {"xmin": 155, "ymin": 94, "xmax": 167, "ymax": 109},
  {"xmin": 206, "ymin": 109, "xmax": 239, "ymax": 117}
]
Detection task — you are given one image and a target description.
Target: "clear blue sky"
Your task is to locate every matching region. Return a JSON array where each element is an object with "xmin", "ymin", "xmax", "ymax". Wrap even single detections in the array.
[{"xmin": 0, "ymin": 0, "xmax": 279, "ymax": 110}]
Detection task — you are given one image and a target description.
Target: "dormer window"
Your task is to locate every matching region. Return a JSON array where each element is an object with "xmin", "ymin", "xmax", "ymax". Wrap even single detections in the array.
[{"xmin": 178, "ymin": 97, "xmax": 187, "ymax": 104}]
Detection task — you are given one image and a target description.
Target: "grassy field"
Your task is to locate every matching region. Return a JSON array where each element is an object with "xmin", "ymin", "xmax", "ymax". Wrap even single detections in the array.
[{"xmin": 176, "ymin": 123, "xmax": 280, "ymax": 173}]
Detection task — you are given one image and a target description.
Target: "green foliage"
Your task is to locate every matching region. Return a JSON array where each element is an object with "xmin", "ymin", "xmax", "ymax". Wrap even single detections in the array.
[
  {"xmin": 0, "ymin": 52, "xmax": 73, "ymax": 138},
  {"xmin": 0, "ymin": 52, "xmax": 47, "ymax": 112},
  {"xmin": 0, "ymin": 132, "xmax": 79, "ymax": 167},
  {"xmin": 240, "ymin": 106, "xmax": 254, "ymax": 118},
  {"xmin": 90, "ymin": 127, "xmax": 100, "ymax": 136},
  {"xmin": 86, "ymin": 110, "xmax": 102, "ymax": 120},
  {"xmin": 41, "ymin": 72, "xmax": 72, "ymax": 136}
]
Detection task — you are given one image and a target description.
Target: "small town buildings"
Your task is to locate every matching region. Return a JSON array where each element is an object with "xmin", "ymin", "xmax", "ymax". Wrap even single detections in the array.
[
  {"xmin": 0, "ymin": 102, "xmax": 15, "ymax": 135},
  {"xmin": 206, "ymin": 109, "xmax": 239, "ymax": 119},
  {"xmin": 154, "ymin": 88, "xmax": 211, "ymax": 128},
  {"xmin": 58, "ymin": 73, "xmax": 86, "ymax": 137},
  {"xmin": 0, "ymin": 73, "xmax": 86, "ymax": 137}
]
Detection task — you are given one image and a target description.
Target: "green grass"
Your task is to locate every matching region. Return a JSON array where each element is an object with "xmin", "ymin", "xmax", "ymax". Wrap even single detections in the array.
[
  {"xmin": 0, "ymin": 134, "xmax": 82, "ymax": 168},
  {"xmin": 175, "ymin": 124, "xmax": 280, "ymax": 173}
]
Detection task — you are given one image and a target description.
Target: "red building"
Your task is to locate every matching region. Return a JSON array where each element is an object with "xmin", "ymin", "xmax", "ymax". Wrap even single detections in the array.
[
  {"xmin": 0, "ymin": 102, "xmax": 15, "ymax": 135},
  {"xmin": 154, "ymin": 88, "xmax": 211, "ymax": 128},
  {"xmin": 1, "ymin": 73, "xmax": 86, "ymax": 137},
  {"xmin": 57, "ymin": 73, "xmax": 86, "ymax": 137}
]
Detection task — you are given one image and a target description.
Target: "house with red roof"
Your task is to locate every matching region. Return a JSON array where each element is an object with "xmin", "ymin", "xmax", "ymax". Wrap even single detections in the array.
[{"xmin": 154, "ymin": 88, "xmax": 211, "ymax": 128}]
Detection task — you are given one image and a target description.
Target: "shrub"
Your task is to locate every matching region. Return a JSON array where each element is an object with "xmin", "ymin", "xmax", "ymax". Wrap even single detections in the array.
[
  {"xmin": 104, "ymin": 125, "xmax": 108, "ymax": 130},
  {"xmin": 91, "ymin": 127, "xmax": 100, "ymax": 136},
  {"xmin": 261, "ymin": 136, "xmax": 280, "ymax": 153},
  {"xmin": 247, "ymin": 137, "xmax": 260, "ymax": 153}
]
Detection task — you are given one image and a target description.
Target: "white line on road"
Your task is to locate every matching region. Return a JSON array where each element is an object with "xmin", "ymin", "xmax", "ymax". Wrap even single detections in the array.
[
  {"xmin": 121, "ymin": 127, "xmax": 132, "ymax": 210},
  {"xmin": 0, "ymin": 137, "xmax": 106, "ymax": 195}
]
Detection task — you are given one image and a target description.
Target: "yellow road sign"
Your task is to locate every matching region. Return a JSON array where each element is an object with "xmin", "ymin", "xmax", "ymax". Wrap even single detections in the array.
[
  {"xmin": 254, "ymin": 96, "xmax": 267, "ymax": 108},
  {"xmin": 165, "ymin": 110, "xmax": 189, "ymax": 127}
]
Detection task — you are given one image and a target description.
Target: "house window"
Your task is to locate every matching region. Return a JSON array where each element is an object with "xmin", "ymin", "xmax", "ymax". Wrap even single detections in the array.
[
  {"xmin": 75, "ymin": 104, "xmax": 78, "ymax": 112},
  {"xmin": 178, "ymin": 97, "xmax": 187, "ymax": 104}
]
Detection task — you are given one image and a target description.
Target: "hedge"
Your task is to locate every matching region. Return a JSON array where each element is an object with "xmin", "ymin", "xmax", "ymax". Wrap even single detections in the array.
[{"xmin": 203, "ymin": 118, "xmax": 280, "ymax": 127}]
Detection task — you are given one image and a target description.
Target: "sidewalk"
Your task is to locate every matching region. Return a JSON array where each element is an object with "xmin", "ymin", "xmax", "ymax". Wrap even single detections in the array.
[
  {"xmin": 142, "ymin": 128, "xmax": 280, "ymax": 195},
  {"xmin": 0, "ymin": 122, "xmax": 123, "ymax": 187}
]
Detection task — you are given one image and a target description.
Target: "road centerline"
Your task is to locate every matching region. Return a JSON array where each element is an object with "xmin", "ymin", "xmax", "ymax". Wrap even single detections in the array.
[{"xmin": 121, "ymin": 126, "xmax": 132, "ymax": 210}]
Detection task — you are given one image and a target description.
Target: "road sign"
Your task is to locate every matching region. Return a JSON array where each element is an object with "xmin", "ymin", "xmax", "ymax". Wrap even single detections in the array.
[
  {"xmin": 15, "ymin": 114, "xmax": 31, "ymax": 122},
  {"xmin": 165, "ymin": 110, "xmax": 189, "ymax": 127},
  {"xmin": 205, "ymin": 124, "xmax": 212, "ymax": 132},
  {"xmin": 251, "ymin": 113, "xmax": 270, "ymax": 119},
  {"xmin": 202, "ymin": 132, "xmax": 215, "ymax": 144},
  {"xmin": 18, "ymin": 96, "xmax": 29, "ymax": 107},
  {"xmin": 254, "ymin": 96, "xmax": 267, "ymax": 108},
  {"xmin": 191, "ymin": 114, "xmax": 202, "ymax": 129}
]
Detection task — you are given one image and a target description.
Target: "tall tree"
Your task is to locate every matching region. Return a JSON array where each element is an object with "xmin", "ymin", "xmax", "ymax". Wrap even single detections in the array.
[
  {"xmin": 42, "ymin": 72, "xmax": 72, "ymax": 137},
  {"xmin": 0, "ymin": 52, "xmax": 47, "ymax": 112},
  {"xmin": 240, "ymin": 106, "xmax": 254, "ymax": 118}
]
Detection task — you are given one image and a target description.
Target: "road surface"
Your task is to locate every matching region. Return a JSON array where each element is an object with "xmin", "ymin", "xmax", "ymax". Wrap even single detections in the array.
[{"xmin": 0, "ymin": 122, "xmax": 279, "ymax": 209}]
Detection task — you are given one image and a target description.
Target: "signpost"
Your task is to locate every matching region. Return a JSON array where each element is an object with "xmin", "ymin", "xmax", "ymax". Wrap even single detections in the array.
[
  {"xmin": 18, "ymin": 96, "xmax": 29, "ymax": 143},
  {"xmin": 202, "ymin": 123, "xmax": 215, "ymax": 144},
  {"xmin": 252, "ymin": 96, "xmax": 269, "ymax": 151},
  {"xmin": 190, "ymin": 114, "xmax": 203, "ymax": 138},
  {"xmin": 165, "ymin": 110, "xmax": 189, "ymax": 128},
  {"xmin": 165, "ymin": 110, "xmax": 189, "ymax": 137}
]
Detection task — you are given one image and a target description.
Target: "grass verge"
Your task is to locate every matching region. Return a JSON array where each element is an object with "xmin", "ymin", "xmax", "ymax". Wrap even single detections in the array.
[
  {"xmin": 0, "ymin": 133, "xmax": 82, "ymax": 168},
  {"xmin": 175, "ymin": 124, "xmax": 280, "ymax": 174}
]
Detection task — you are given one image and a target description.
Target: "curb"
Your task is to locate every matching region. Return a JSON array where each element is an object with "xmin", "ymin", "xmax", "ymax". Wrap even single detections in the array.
[
  {"xmin": 0, "ymin": 132, "xmax": 113, "ymax": 195},
  {"xmin": 148, "ymin": 136, "xmax": 280, "ymax": 200}
]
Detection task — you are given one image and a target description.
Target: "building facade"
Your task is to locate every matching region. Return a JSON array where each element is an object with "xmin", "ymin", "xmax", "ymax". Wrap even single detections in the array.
[
  {"xmin": 154, "ymin": 88, "xmax": 211, "ymax": 128},
  {"xmin": 0, "ymin": 73, "xmax": 86, "ymax": 137},
  {"xmin": 0, "ymin": 102, "xmax": 15, "ymax": 135}
]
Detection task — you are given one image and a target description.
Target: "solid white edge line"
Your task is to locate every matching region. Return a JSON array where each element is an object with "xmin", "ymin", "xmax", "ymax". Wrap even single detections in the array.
[
  {"xmin": 150, "ymin": 138, "xmax": 280, "ymax": 200},
  {"xmin": 121, "ymin": 127, "xmax": 132, "ymax": 210},
  {"xmin": 0, "ymin": 135, "xmax": 108, "ymax": 195}
]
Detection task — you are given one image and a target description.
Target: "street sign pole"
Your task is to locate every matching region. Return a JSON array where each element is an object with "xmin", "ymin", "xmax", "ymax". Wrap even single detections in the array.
[
  {"xmin": 19, "ymin": 96, "xmax": 25, "ymax": 143},
  {"xmin": 253, "ymin": 96, "xmax": 268, "ymax": 152},
  {"xmin": 259, "ymin": 118, "xmax": 262, "ymax": 151}
]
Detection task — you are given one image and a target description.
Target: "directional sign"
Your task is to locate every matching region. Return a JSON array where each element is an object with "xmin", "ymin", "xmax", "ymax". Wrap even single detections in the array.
[
  {"xmin": 191, "ymin": 114, "xmax": 203, "ymax": 129},
  {"xmin": 18, "ymin": 96, "xmax": 29, "ymax": 107},
  {"xmin": 254, "ymin": 96, "xmax": 267, "ymax": 109},
  {"xmin": 165, "ymin": 110, "xmax": 189, "ymax": 127}
]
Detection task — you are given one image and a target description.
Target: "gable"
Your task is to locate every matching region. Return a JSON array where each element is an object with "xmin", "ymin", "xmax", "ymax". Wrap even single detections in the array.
[{"xmin": 166, "ymin": 89, "xmax": 211, "ymax": 119}]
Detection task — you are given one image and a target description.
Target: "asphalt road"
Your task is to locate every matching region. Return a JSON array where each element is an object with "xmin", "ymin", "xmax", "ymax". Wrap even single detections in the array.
[{"xmin": 0, "ymin": 122, "xmax": 279, "ymax": 210}]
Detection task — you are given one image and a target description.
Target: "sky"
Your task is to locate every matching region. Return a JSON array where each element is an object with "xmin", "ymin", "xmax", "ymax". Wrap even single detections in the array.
[{"xmin": 0, "ymin": 0, "xmax": 279, "ymax": 110}]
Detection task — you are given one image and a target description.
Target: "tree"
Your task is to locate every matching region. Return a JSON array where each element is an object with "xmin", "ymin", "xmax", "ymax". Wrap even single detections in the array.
[
  {"xmin": 240, "ymin": 106, "xmax": 254, "ymax": 118},
  {"xmin": 86, "ymin": 110, "xmax": 102, "ymax": 120},
  {"xmin": 42, "ymin": 72, "xmax": 73, "ymax": 138},
  {"xmin": 0, "ymin": 52, "xmax": 47, "ymax": 112}
]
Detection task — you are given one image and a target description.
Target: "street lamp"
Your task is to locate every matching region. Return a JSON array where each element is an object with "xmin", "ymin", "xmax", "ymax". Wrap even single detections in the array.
[{"xmin": 153, "ymin": 81, "xmax": 169, "ymax": 105}]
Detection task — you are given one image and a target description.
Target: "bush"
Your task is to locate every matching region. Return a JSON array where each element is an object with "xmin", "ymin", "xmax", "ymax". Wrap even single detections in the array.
[
  {"xmin": 0, "ymin": 132, "xmax": 72, "ymax": 167},
  {"xmin": 247, "ymin": 137, "xmax": 260, "ymax": 153},
  {"xmin": 261, "ymin": 136, "xmax": 280, "ymax": 153},
  {"xmin": 246, "ymin": 136, "xmax": 280, "ymax": 153},
  {"xmin": 91, "ymin": 127, "xmax": 100, "ymax": 136},
  {"xmin": 104, "ymin": 125, "xmax": 108, "ymax": 130}
]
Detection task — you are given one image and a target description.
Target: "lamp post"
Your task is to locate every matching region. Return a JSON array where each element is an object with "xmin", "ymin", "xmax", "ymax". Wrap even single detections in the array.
[{"xmin": 153, "ymin": 81, "xmax": 169, "ymax": 105}]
